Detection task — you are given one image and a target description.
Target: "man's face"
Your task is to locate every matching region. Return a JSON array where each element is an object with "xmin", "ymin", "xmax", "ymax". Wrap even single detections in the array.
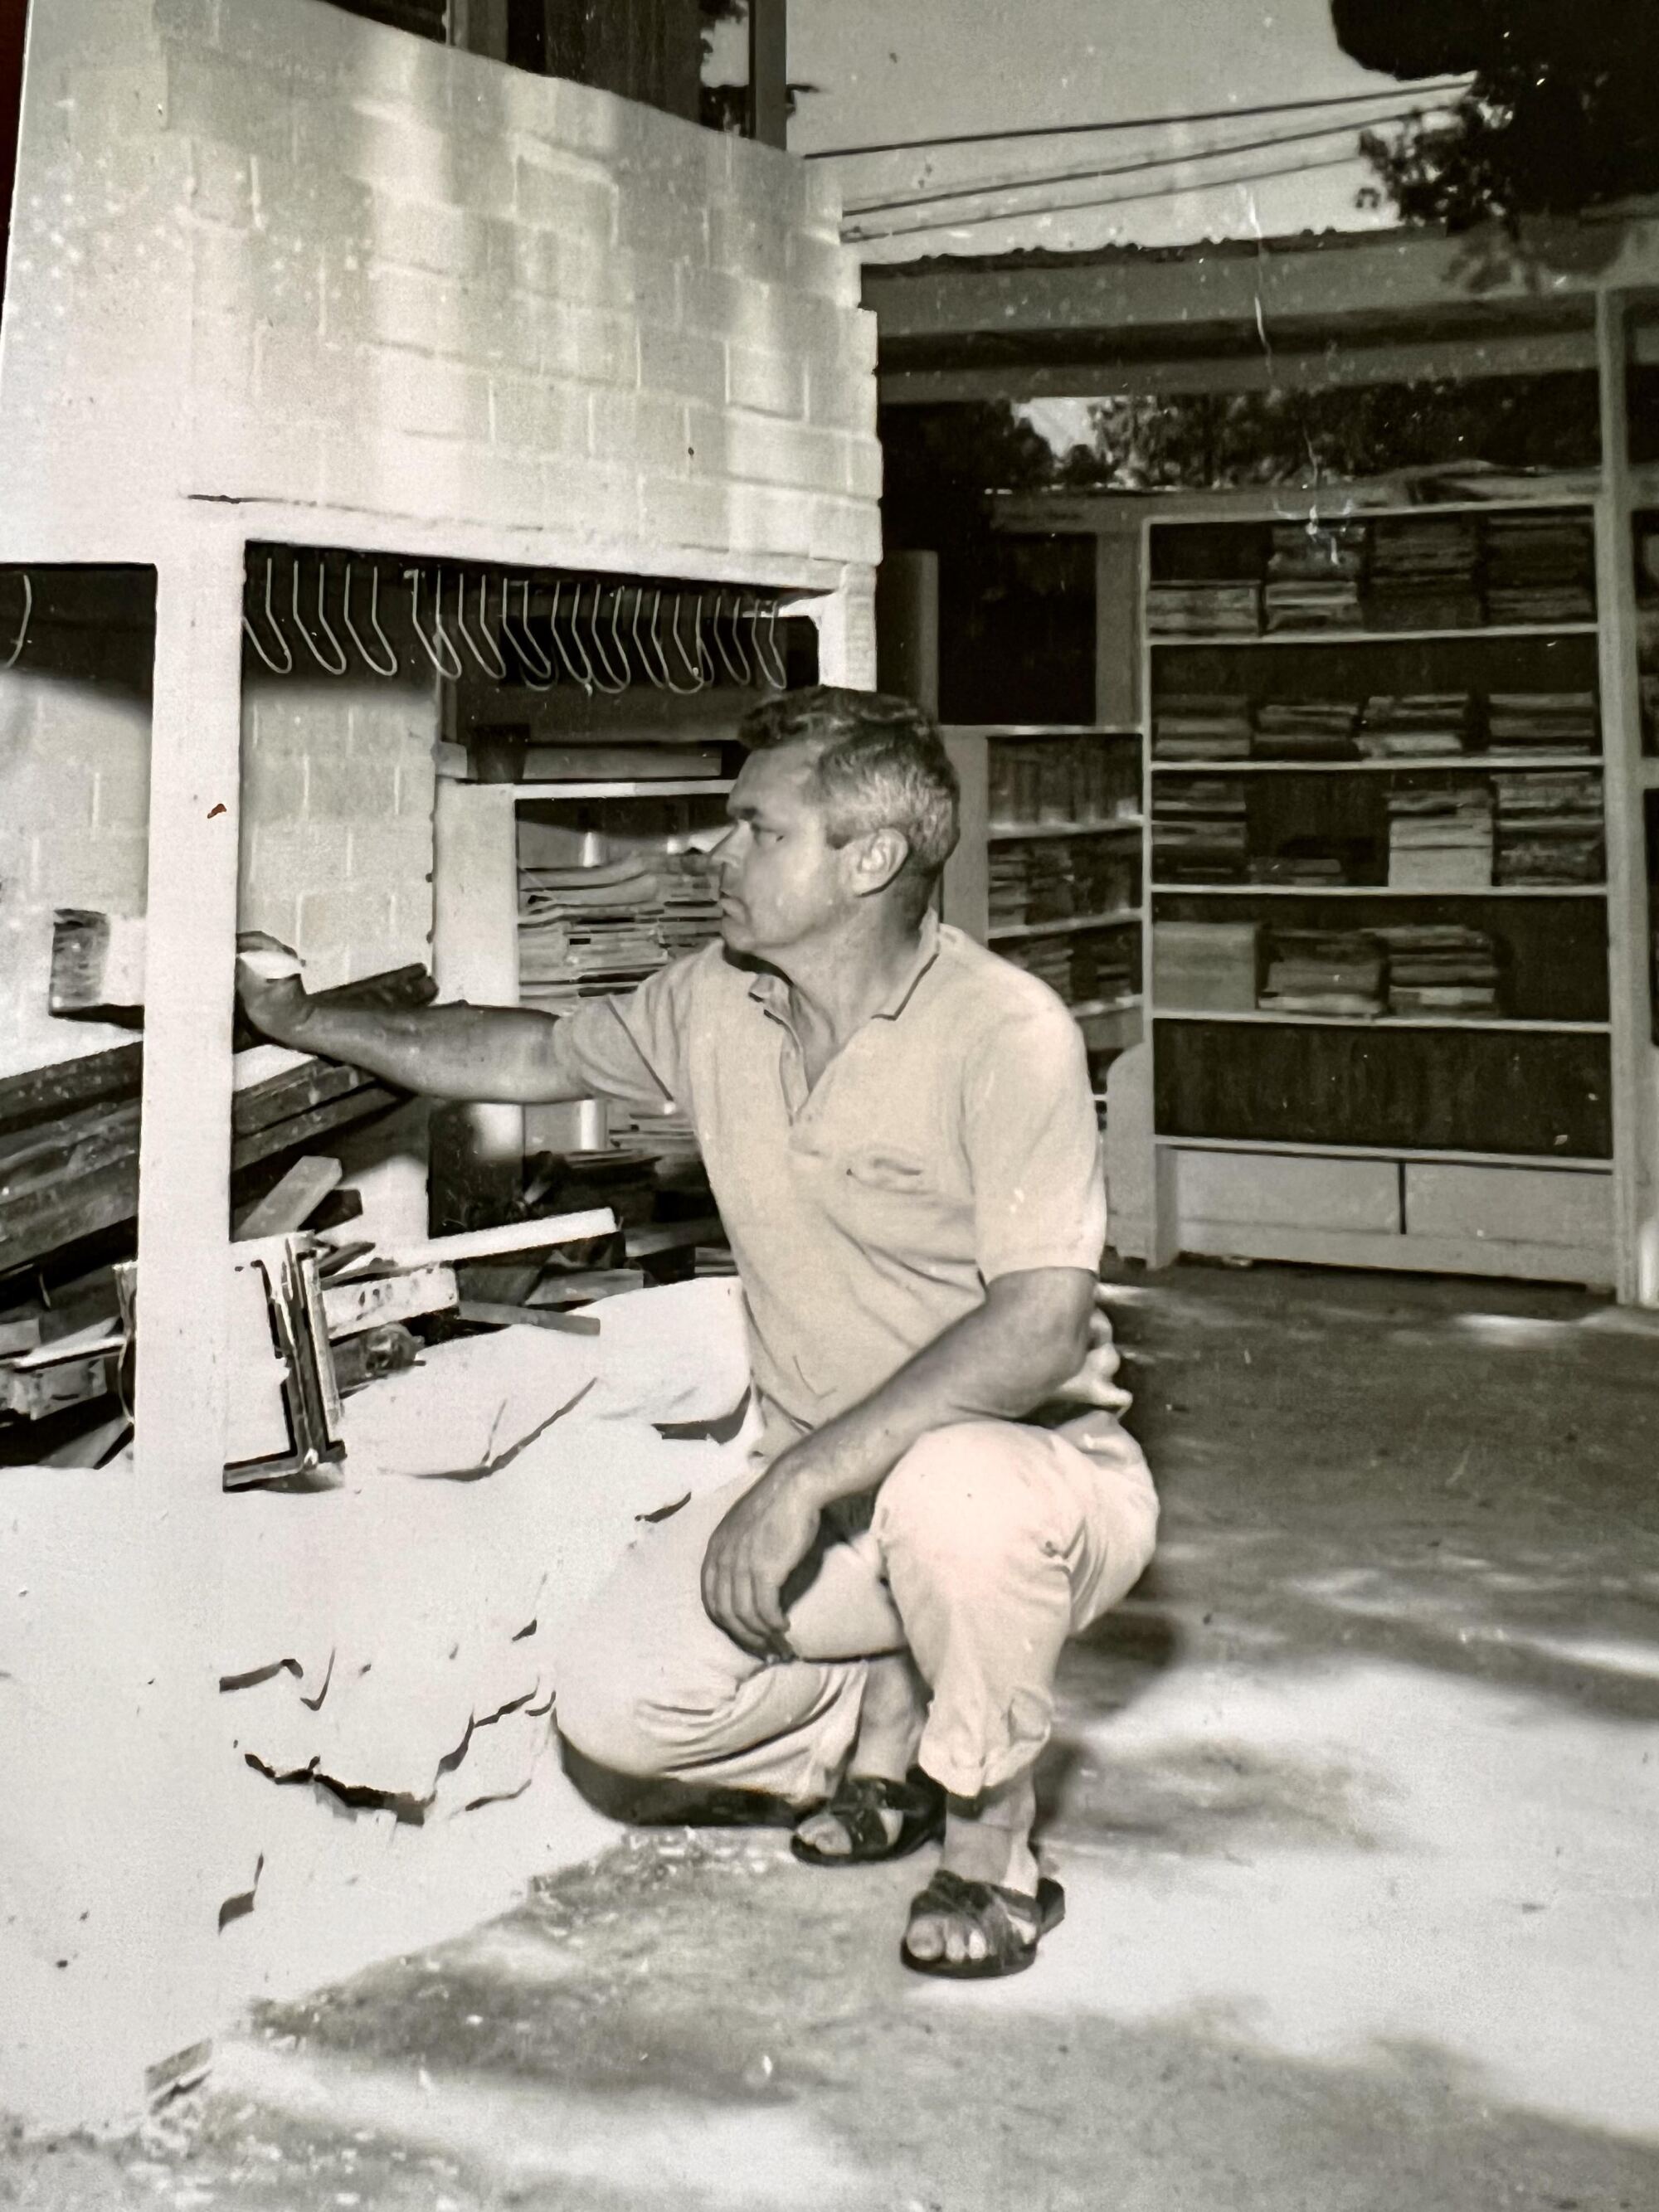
[{"xmin": 710, "ymin": 743, "xmax": 853, "ymax": 960}]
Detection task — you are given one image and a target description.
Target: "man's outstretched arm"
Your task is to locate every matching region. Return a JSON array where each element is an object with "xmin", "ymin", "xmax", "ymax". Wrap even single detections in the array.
[
  {"xmin": 701, "ymin": 1266, "xmax": 1096, "ymax": 1657},
  {"xmin": 238, "ymin": 935, "xmax": 595, "ymax": 1106}
]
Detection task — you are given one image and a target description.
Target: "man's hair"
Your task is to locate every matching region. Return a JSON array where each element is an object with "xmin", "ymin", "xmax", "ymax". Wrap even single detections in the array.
[{"xmin": 739, "ymin": 685, "xmax": 960, "ymax": 922}]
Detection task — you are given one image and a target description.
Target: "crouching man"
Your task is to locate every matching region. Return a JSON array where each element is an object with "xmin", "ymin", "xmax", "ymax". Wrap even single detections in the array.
[{"xmin": 238, "ymin": 686, "xmax": 1156, "ymax": 1979}]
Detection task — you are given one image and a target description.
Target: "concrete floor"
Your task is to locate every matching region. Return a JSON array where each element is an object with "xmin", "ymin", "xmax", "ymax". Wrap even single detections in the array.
[{"xmin": 6, "ymin": 1260, "xmax": 1659, "ymax": 2211}]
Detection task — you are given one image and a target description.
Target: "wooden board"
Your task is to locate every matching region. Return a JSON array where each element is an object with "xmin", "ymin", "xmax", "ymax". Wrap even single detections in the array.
[
  {"xmin": 0, "ymin": 1043, "xmax": 142, "ymax": 1133},
  {"xmin": 232, "ymin": 1157, "xmax": 343, "ymax": 1242}
]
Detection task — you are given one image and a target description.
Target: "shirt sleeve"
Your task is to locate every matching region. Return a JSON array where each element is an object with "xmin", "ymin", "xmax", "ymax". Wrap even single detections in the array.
[
  {"xmin": 964, "ymin": 999, "xmax": 1107, "ymax": 1282},
  {"xmin": 538, "ymin": 953, "xmax": 701, "ymax": 1117}
]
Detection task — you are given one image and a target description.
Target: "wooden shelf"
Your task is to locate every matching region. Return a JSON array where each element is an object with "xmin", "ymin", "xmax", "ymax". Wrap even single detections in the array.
[
  {"xmin": 494, "ymin": 780, "xmax": 735, "ymax": 800},
  {"xmin": 1069, "ymin": 994, "xmax": 1143, "ymax": 1020},
  {"xmin": 1149, "ymin": 623, "xmax": 1600, "ymax": 649},
  {"xmin": 988, "ymin": 906, "xmax": 1142, "ymax": 942},
  {"xmin": 1150, "ymin": 755, "xmax": 1602, "ymax": 775},
  {"xmin": 1154, "ymin": 1009, "xmax": 1609, "ymax": 1034},
  {"xmin": 988, "ymin": 816, "xmax": 1144, "ymax": 840},
  {"xmin": 1151, "ymin": 882, "xmax": 1606, "ymax": 899},
  {"xmin": 1152, "ymin": 1135, "xmax": 1612, "ymax": 1171}
]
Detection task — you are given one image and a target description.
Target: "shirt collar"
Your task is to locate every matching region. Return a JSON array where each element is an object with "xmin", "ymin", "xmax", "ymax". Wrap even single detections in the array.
[{"xmin": 745, "ymin": 912, "xmax": 943, "ymax": 1025}]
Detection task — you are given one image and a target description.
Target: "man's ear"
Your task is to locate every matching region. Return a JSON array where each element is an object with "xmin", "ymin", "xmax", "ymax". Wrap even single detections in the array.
[{"xmin": 850, "ymin": 826, "xmax": 910, "ymax": 899}]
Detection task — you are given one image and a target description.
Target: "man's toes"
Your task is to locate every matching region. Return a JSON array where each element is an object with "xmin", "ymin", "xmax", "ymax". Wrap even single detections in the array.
[
  {"xmin": 905, "ymin": 1911, "xmax": 946, "ymax": 1961},
  {"xmin": 796, "ymin": 1813, "xmax": 853, "ymax": 1856}
]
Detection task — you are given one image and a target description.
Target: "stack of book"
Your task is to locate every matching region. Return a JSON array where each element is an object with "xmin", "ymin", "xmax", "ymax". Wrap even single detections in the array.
[
  {"xmin": 1154, "ymin": 921, "xmax": 1259, "ymax": 1012},
  {"xmin": 1072, "ymin": 838, "xmax": 1138, "ymax": 919},
  {"xmin": 989, "ymin": 845, "xmax": 1032, "ymax": 933},
  {"xmin": 1483, "ymin": 514, "xmax": 1595, "ymax": 625},
  {"xmin": 1152, "ymin": 694, "xmax": 1253, "ymax": 762},
  {"xmin": 997, "ymin": 936, "xmax": 1073, "ymax": 995},
  {"xmin": 1069, "ymin": 926, "xmax": 1138, "ymax": 1008},
  {"xmin": 1492, "ymin": 770, "xmax": 1605, "ymax": 884},
  {"xmin": 1263, "ymin": 523, "xmax": 1365, "ymax": 633},
  {"xmin": 1248, "ymin": 840, "xmax": 1355, "ymax": 887},
  {"xmin": 987, "ymin": 737, "xmax": 1138, "ymax": 826},
  {"xmin": 1146, "ymin": 577, "xmax": 1261, "ymax": 638},
  {"xmin": 1374, "ymin": 925, "xmax": 1500, "ymax": 1018},
  {"xmin": 1485, "ymin": 691, "xmax": 1598, "ymax": 754},
  {"xmin": 1252, "ymin": 698, "xmax": 1360, "ymax": 761},
  {"xmin": 1367, "ymin": 516, "xmax": 1482, "ymax": 630},
  {"xmin": 1153, "ymin": 780, "xmax": 1249, "ymax": 882},
  {"xmin": 1024, "ymin": 841, "xmax": 1080, "ymax": 925},
  {"xmin": 518, "ymin": 854, "xmax": 670, "ymax": 1012},
  {"xmin": 1357, "ymin": 692, "xmax": 1474, "ymax": 759},
  {"xmin": 1258, "ymin": 929, "xmax": 1387, "ymax": 1017},
  {"xmin": 1386, "ymin": 780, "xmax": 1495, "ymax": 889}
]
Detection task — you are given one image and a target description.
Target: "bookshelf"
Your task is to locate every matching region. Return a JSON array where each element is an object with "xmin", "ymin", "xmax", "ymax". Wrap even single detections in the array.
[
  {"xmin": 941, "ymin": 725, "xmax": 1146, "ymax": 1059},
  {"xmin": 1110, "ymin": 496, "xmax": 1639, "ymax": 1290}
]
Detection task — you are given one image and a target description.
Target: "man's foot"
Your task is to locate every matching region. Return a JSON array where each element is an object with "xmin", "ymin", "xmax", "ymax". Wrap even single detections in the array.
[
  {"xmin": 790, "ymin": 1769, "xmax": 944, "ymax": 1865},
  {"xmin": 902, "ymin": 1772, "xmax": 1044, "ymax": 1970},
  {"xmin": 791, "ymin": 1651, "xmax": 927, "ymax": 1860},
  {"xmin": 900, "ymin": 1869, "xmax": 1065, "ymax": 1980}
]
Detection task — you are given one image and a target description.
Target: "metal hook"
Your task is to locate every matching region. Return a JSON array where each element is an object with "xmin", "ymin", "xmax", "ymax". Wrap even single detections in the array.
[
  {"xmin": 501, "ymin": 577, "xmax": 553, "ymax": 692},
  {"xmin": 656, "ymin": 591, "xmax": 702, "ymax": 695},
  {"xmin": 760, "ymin": 597, "xmax": 790, "ymax": 689},
  {"xmin": 667, "ymin": 592, "xmax": 707, "ymax": 693},
  {"xmin": 0, "ymin": 572, "xmax": 33, "ymax": 672},
  {"xmin": 342, "ymin": 560, "xmax": 399, "ymax": 679},
  {"xmin": 241, "ymin": 558, "xmax": 292, "ymax": 677},
  {"xmin": 747, "ymin": 595, "xmax": 787, "ymax": 692},
  {"xmin": 450, "ymin": 571, "xmax": 508, "ymax": 681},
  {"xmin": 691, "ymin": 593, "xmax": 717, "ymax": 686},
  {"xmin": 292, "ymin": 555, "xmax": 348, "ymax": 676},
  {"xmin": 630, "ymin": 586, "xmax": 669, "ymax": 690},
  {"xmin": 586, "ymin": 581, "xmax": 629, "ymax": 695},
  {"xmin": 713, "ymin": 588, "xmax": 752, "ymax": 686},
  {"xmin": 547, "ymin": 580, "xmax": 595, "ymax": 695},
  {"xmin": 406, "ymin": 566, "xmax": 464, "ymax": 681}
]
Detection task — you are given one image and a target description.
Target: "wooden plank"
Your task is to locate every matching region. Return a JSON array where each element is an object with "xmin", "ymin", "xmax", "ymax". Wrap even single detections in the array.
[
  {"xmin": 230, "ymin": 1086, "xmax": 401, "ymax": 1174},
  {"xmin": 231, "ymin": 1058, "xmax": 367, "ymax": 1139},
  {"xmin": 322, "ymin": 1263, "xmax": 459, "ymax": 1339},
  {"xmin": 0, "ymin": 1158, "xmax": 140, "ymax": 1276},
  {"xmin": 232, "ymin": 1157, "xmax": 343, "ymax": 1242},
  {"xmin": 0, "ymin": 1043, "xmax": 142, "ymax": 1133},
  {"xmin": 0, "ymin": 1098, "xmax": 142, "ymax": 1196},
  {"xmin": 528, "ymin": 1266, "xmax": 646, "ymax": 1305},
  {"xmin": 1179, "ymin": 1216, "xmax": 1614, "ymax": 1291},
  {"xmin": 624, "ymin": 1214, "xmax": 722, "ymax": 1258},
  {"xmin": 457, "ymin": 1300, "xmax": 602, "ymax": 1337},
  {"xmin": 382, "ymin": 1208, "xmax": 618, "ymax": 1269}
]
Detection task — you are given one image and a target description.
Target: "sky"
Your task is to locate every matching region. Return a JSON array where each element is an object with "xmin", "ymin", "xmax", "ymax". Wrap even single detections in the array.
[{"xmin": 710, "ymin": 0, "xmax": 1452, "ymax": 266}]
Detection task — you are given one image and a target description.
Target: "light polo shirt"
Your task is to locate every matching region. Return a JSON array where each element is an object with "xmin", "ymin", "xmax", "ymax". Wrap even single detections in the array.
[{"xmin": 542, "ymin": 915, "xmax": 1107, "ymax": 1437}]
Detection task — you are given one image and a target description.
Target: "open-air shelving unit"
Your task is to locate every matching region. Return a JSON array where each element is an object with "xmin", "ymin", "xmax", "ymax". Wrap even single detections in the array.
[
  {"xmin": 1107, "ymin": 493, "xmax": 1646, "ymax": 1291},
  {"xmin": 941, "ymin": 724, "xmax": 1146, "ymax": 1063}
]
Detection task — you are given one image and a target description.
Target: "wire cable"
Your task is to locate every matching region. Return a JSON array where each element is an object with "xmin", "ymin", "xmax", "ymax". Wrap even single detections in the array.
[
  {"xmin": 805, "ymin": 78, "xmax": 1471, "ymax": 163},
  {"xmin": 848, "ymin": 147, "xmax": 1374, "ymax": 245},
  {"xmin": 844, "ymin": 105, "xmax": 1451, "ymax": 221}
]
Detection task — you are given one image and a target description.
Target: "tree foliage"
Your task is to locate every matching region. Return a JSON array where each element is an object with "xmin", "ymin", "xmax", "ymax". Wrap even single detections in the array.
[{"xmin": 1331, "ymin": 1, "xmax": 1659, "ymax": 228}]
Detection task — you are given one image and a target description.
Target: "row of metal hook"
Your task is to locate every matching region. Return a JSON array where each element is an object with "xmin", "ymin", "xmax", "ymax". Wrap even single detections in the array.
[
  {"xmin": 2, "ymin": 574, "xmax": 32, "ymax": 670},
  {"xmin": 241, "ymin": 556, "xmax": 791, "ymax": 693}
]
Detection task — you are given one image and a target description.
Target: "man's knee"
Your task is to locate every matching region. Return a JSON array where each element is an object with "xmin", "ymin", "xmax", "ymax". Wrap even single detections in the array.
[
  {"xmin": 553, "ymin": 1651, "xmax": 675, "ymax": 1784},
  {"xmin": 876, "ymin": 1419, "xmax": 1049, "ymax": 1568}
]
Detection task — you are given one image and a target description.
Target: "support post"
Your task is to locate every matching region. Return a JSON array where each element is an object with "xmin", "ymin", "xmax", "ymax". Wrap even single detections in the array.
[
  {"xmin": 875, "ymin": 549, "xmax": 940, "ymax": 717},
  {"xmin": 1595, "ymin": 289, "xmax": 1659, "ymax": 1304},
  {"xmin": 747, "ymin": 0, "xmax": 786, "ymax": 148}
]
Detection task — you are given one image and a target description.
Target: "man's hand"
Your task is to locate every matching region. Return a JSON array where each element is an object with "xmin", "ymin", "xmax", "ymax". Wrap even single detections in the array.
[
  {"xmin": 700, "ymin": 1462, "xmax": 824, "ymax": 1659},
  {"xmin": 236, "ymin": 931, "xmax": 311, "ymax": 1048}
]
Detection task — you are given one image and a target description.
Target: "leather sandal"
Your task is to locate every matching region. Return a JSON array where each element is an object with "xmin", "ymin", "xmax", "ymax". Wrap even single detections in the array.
[
  {"xmin": 790, "ymin": 1768, "xmax": 945, "ymax": 1866},
  {"xmin": 900, "ymin": 1867, "xmax": 1066, "ymax": 1979}
]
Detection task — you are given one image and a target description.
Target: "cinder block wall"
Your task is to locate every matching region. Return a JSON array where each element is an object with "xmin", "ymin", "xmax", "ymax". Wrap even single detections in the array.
[
  {"xmin": 0, "ymin": 611, "xmax": 154, "ymax": 1082},
  {"xmin": 239, "ymin": 678, "xmax": 437, "ymax": 991},
  {"xmin": 0, "ymin": 0, "xmax": 881, "ymax": 581}
]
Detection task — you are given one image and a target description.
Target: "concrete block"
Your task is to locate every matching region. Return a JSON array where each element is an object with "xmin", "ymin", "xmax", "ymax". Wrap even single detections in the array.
[
  {"xmin": 190, "ymin": 311, "xmax": 256, "ymax": 409},
  {"xmin": 680, "ymin": 267, "xmax": 781, "ymax": 348},
  {"xmin": 65, "ymin": 62, "xmax": 171, "ymax": 149},
  {"xmin": 212, "ymin": 0, "xmax": 374, "ymax": 80},
  {"xmin": 615, "ymin": 187, "xmax": 707, "ymax": 265},
  {"xmin": 540, "ymin": 305, "xmax": 636, "ymax": 388},
  {"xmin": 727, "ymin": 343, "xmax": 806, "ymax": 420},
  {"xmin": 492, "ymin": 226, "xmax": 630, "ymax": 312},
  {"xmin": 806, "ymin": 358, "xmax": 879, "ymax": 434},
  {"xmin": 638, "ymin": 474, "xmax": 730, "ymax": 554},
  {"xmin": 296, "ymin": 886, "xmax": 394, "ymax": 960},
  {"xmin": 186, "ymin": 406, "xmax": 327, "ymax": 503},
  {"xmin": 252, "ymin": 155, "xmax": 375, "ymax": 246},
  {"xmin": 800, "ymin": 164, "xmax": 844, "ymax": 235},
  {"xmin": 321, "ymin": 428, "xmax": 469, "ymax": 523},
  {"xmin": 358, "ymin": 264, "xmax": 465, "ymax": 353},
  {"xmin": 193, "ymin": 225, "xmax": 321, "ymax": 332},
  {"xmin": 307, "ymin": 751, "xmax": 401, "ymax": 825},
  {"xmin": 367, "ymin": 194, "xmax": 489, "ymax": 280},
  {"xmin": 450, "ymin": 135, "xmax": 519, "ymax": 222},
  {"xmin": 844, "ymin": 434, "xmax": 884, "ymax": 503},
  {"xmin": 153, "ymin": 0, "xmax": 221, "ymax": 45},
  {"xmin": 255, "ymin": 328, "xmax": 355, "ymax": 424},
  {"xmin": 541, "ymin": 455, "xmax": 642, "ymax": 547},
  {"xmin": 394, "ymin": 755, "xmax": 440, "ymax": 818},
  {"xmin": 786, "ymin": 228, "xmax": 861, "ymax": 305},
  {"xmin": 366, "ymin": 348, "xmax": 493, "ymax": 441},
  {"xmin": 513, "ymin": 158, "xmax": 617, "ymax": 246},
  {"xmin": 724, "ymin": 480, "xmax": 810, "ymax": 559},
  {"xmin": 591, "ymin": 387, "xmax": 689, "ymax": 479},
  {"xmin": 252, "ymin": 822, "xmax": 352, "ymax": 895},
  {"xmin": 345, "ymin": 821, "xmax": 434, "ymax": 887},
  {"xmin": 188, "ymin": 136, "xmax": 254, "ymax": 227},
  {"xmin": 241, "ymin": 750, "xmax": 308, "ymax": 826},
  {"xmin": 639, "ymin": 323, "xmax": 725, "ymax": 406},
  {"xmin": 540, "ymin": 75, "xmax": 643, "ymax": 166},
  {"xmin": 713, "ymin": 409, "xmax": 846, "ymax": 493},
  {"xmin": 810, "ymin": 496, "xmax": 883, "ymax": 568},
  {"xmin": 166, "ymin": 51, "xmax": 298, "ymax": 161},
  {"xmin": 293, "ymin": 101, "xmax": 453, "ymax": 202},
  {"xmin": 491, "ymin": 376, "xmax": 591, "ymax": 458},
  {"xmin": 708, "ymin": 205, "xmax": 791, "ymax": 284}
]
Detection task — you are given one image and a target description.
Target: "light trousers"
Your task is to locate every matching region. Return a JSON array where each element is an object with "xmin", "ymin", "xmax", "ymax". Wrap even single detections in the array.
[{"xmin": 554, "ymin": 1409, "xmax": 1159, "ymax": 1805}]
